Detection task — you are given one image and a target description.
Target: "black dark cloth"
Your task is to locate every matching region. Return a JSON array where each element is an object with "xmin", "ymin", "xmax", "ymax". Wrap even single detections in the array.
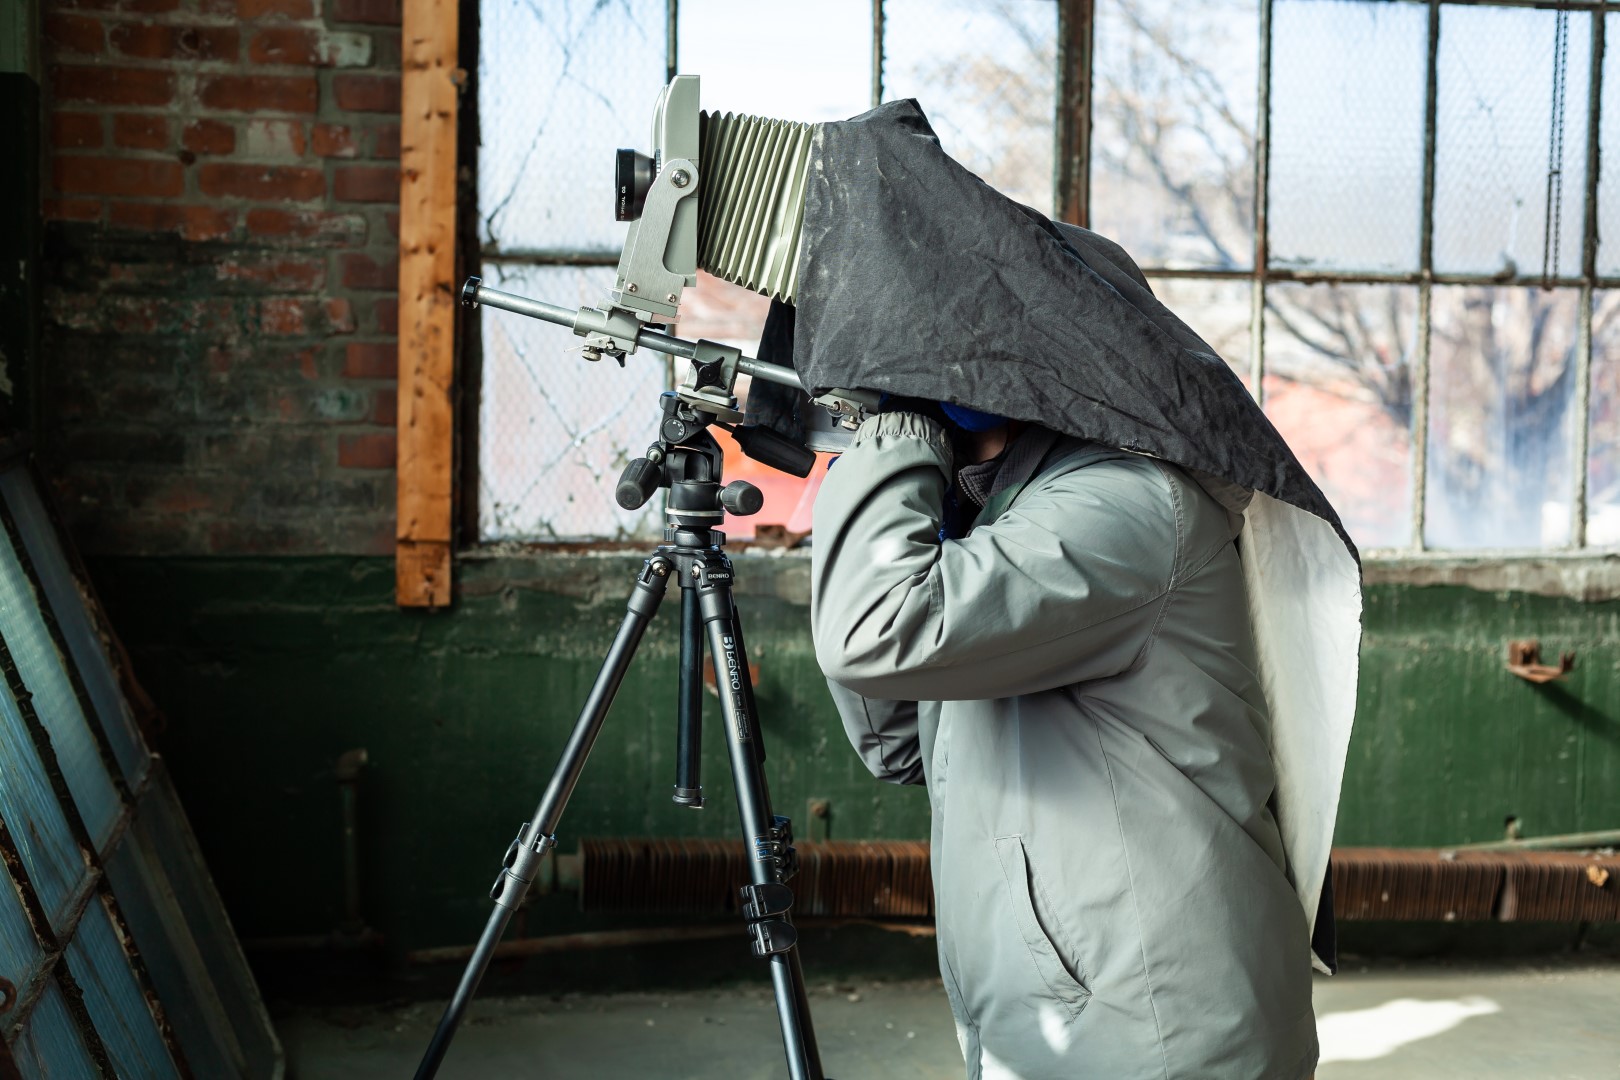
[{"xmin": 749, "ymin": 98, "xmax": 1357, "ymax": 564}]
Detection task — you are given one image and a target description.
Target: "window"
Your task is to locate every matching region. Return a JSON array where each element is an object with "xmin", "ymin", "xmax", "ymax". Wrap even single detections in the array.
[{"xmin": 474, "ymin": 0, "xmax": 1620, "ymax": 555}]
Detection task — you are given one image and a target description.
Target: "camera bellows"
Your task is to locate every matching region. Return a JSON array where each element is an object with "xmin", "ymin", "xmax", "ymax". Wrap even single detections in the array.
[{"xmin": 698, "ymin": 110, "xmax": 817, "ymax": 304}]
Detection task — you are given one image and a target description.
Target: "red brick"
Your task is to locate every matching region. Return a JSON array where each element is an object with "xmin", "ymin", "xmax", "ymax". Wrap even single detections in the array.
[
  {"xmin": 326, "ymin": 298, "xmax": 357, "ymax": 333},
  {"xmin": 370, "ymin": 123, "xmax": 399, "ymax": 159},
  {"xmin": 248, "ymin": 26, "xmax": 318, "ymax": 64},
  {"xmin": 333, "ymin": 73, "xmax": 398, "ymax": 113},
  {"xmin": 332, "ymin": 0, "xmax": 398, "ymax": 23},
  {"xmin": 55, "ymin": 156, "xmax": 183, "ymax": 197},
  {"xmin": 44, "ymin": 14, "xmax": 104, "ymax": 54},
  {"xmin": 372, "ymin": 296, "xmax": 396, "ymax": 335},
  {"xmin": 343, "ymin": 342, "xmax": 396, "ymax": 377},
  {"xmin": 216, "ymin": 254, "xmax": 327, "ymax": 290},
  {"xmin": 339, "ymin": 253, "xmax": 396, "ymax": 290},
  {"xmin": 333, "ymin": 165, "xmax": 396, "ymax": 203},
  {"xmin": 43, "ymin": 198, "xmax": 103, "ymax": 222},
  {"xmin": 183, "ymin": 119, "xmax": 235, "ymax": 155},
  {"xmin": 338, "ymin": 432, "xmax": 395, "ymax": 469},
  {"xmin": 242, "ymin": 118, "xmax": 306, "ymax": 156},
  {"xmin": 311, "ymin": 123, "xmax": 357, "ymax": 158},
  {"xmin": 109, "ymin": 22, "xmax": 239, "ymax": 61},
  {"xmin": 52, "ymin": 113, "xmax": 102, "ymax": 149},
  {"xmin": 371, "ymin": 387, "xmax": 397, "ymax": 426},
  {"xmin": 198, "ymin": 73, "xmax": 317, "ymax": 114},
  {"xmin": 259, "ymin": 297, "xmax": 308, "ymax": 335},
  {"xmin": 235, "ymin": 0, "xmax": 314, "ymax": 17},
  {"xmin": 113, "ymin": 114, "xmax": 169, "ymax": 151},
  {"xmin": 109, "ymin": 202, "xmax": 236, "ymax": 241},
  {"xmin": 53, "ymin": 65, "xmax": 175, "ymax": 106},
  {"xmin": 245, "ymin": 207, "xmax": 369, "ymax": 244},
  {"xmin": 199, "ymin": 163, "xmax": 324, "ymax": 201}
]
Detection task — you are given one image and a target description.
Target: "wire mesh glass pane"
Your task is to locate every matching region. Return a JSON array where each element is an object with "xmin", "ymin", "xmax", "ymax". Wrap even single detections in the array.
[
  {"xmin": 0, "ymin": 672, "xmax": 85, "ymax": 929},
  {"xmin": 1597, "ymin": 13, "xmax": 1620, "ymax": 276},
  {"xmin": 1090, "ymin": 0, "xmax": 1259, "ymax": 269},
  {"xmin": 11, "ymin": 979, "xmax": 100, "ymax": 1080},
  {"xmin": 1433, "ymin": 7, "xmax": 1591, "ymax": 280},
  {"xmin": 883, "ymin": 0, "xmax": 1059, "ymax": 216},
  {"xmin": 478, "ymin": 263, "xmax": 669, "ymax": 542},
  {"xmin": 1147, "ymin": 276, "xmax": 1253, "ymax": 389},
  {"xmin": 1425, "ymin": 285, "xmax": 1579, "ymax": 549},
  {"xmin": 1263, "ymin": 283, "xmax": 1417, "ymax": 550},
  {"xmin": 478, "ymin": 0, "xmax": 667, "ymax": 255},
  {"xmin": 1588, "ymin": 290, "xmax": 1620, "ymax": 545},
  {"xmin": 0, "ymin": 521, "xmax": 122, "ymax": 849},
  {"xmin": 1269, "ymin": 0, "xmax": 1426, "ymax": 273},
  {"xmin": 65, "ymin": 896, "xmax": 179, "ymax": 1078},
  {"xmin": 681, "ymin": 0, "xmax": 871, "ymax": 123}
]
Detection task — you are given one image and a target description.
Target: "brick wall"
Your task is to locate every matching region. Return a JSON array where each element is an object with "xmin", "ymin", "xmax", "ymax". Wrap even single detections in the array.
[{"xmin": 38, "ymin": 0, "xmax": 405, "ymax": 555}]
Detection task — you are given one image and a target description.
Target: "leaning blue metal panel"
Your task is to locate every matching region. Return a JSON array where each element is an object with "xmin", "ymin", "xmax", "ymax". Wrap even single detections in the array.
[
  {"xmin": 0, "ymin": 468, "xmax": 150, "ymax": 789},
  {"xmin": 62, "ymin": 893, "xmax": 179, "ymax": 1078},
  {"xmin": 137, "ymin": 765, "xmax": 284, "ymax": 1077},
  {"xmin": 8, "ymin": 978, "xmax": 100, "ymax": 1080},
  {"xmin": 104, "ymin": 800, "xmax": 248, "ymax": 1078},
  {"xmin": 0, "ymin": 850, "xmax": 44, "ymax": 1000},
  {"xmin": 0, "ymin": 682, "xmax": 89, "ymax": 930},
  {"xmin": 0, "ymin": 517, "xmax": 122, "ymax": 849}
]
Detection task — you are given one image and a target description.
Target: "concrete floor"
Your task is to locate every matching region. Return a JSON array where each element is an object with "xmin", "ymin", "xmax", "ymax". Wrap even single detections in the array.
[{"xmin": 277, "ymin": 957, "xmax": 1620, "ymax": 1078}]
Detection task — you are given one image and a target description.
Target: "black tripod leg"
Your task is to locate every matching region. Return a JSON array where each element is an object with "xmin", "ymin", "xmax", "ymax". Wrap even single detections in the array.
[
  {"xmin": 673, "ymin": 581, "xmax": 704, "ymax": 806},
  {"xmin": 697, "ymin": 564, "xmax": 825, "ymax": 1080},
  {"xmin": 414, "ymin": 557, "xmax": 673, "ymax": 1080}
]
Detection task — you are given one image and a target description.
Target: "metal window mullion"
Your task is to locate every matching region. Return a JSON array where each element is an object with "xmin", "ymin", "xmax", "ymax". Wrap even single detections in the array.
[
  {"xmin": 1571, "ymin": 11, "xmax": 1604, "ymax": 548},
  {"xmin": 1250, "ymin": 0, "xmax": 1273, "ymax": 402},
  {"xmin": 666, "ymin": 0, "xmax": 677, "ymax": 83},
  {"xmin": 872, "ymin": 0, "xmax": 884, "ymax": 109},
  {"xmin": 1056, "ymin": 0, "xmax": 1094, "ymax": 226},
  {"xmin": 1412, "ymin": 0, "xmax": 1441, "ymax": 553}
]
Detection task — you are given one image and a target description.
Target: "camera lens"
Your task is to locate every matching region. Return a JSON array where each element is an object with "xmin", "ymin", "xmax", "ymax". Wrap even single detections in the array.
[{"xmin": 615, "ymin": 149, "xmax": 655, "ymax": 222}]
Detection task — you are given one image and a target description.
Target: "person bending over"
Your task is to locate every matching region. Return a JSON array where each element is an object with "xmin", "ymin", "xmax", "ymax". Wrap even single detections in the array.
[{"xmin": 811, "ymin": 403, "xmax": 1318, "ymax": 1080}]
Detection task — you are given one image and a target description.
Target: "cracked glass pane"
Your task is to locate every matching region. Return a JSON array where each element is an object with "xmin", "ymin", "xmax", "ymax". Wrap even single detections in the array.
[
  {"xmin": 478, "ymin": 263, "xmax": 670, "ymax": 542},
  {"xmin": 1269, "ymin": 0, "xmax": 1427, "ymax": 274},
  {"xmin": 680, "ymin": 0, "xmax": 871, "ymax": 123},
  {"xmin": 1587, "ymin": 290, "xmax": 1620, "ymax": 545},
  {"xmin": 478, "ymin": 0, "xmax": 667, "ymax": 255},
  {"xmin": 1264, "ymin": 283, "xmax": 1417, "ymax": 550},
  {"xmin": 883, "ymin": 0, "xmax": 1059, "ymax": 216},
  {"xmin": 1597, "ymin": 13, "xmax": 1620, "ymax": 275},
  {"xmin": 1425, "ymin": 285, "xmax": 1579, "ymax": 549},
  {"xmin": 1433, "ymin": 7, "xmax": 1591, "ymax": 280},
  {"xmin": 1090, "ymin": 0, "xmax": 1258, "ymax": 270}
]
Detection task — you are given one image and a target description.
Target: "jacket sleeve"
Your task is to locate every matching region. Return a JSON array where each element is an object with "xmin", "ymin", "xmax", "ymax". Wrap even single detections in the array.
[
  {"xmin": 823, "ymin": 679, "xmax": 926, "ymax": 786},
  {"xmin": 810, "ymin": 412, "xmax": 1178, "ymax": 702}
]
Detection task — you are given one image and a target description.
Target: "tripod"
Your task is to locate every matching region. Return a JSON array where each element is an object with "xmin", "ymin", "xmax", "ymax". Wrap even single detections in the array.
[{"xmin": 414, "ymin": 393, "xmax": 827, "ymax": 1079}]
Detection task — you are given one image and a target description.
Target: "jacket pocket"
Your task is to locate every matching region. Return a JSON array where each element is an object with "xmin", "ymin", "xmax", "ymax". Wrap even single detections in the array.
[{"xmin": 993, "ymin": 834, "xmax": 1091, "ymax": 1019}]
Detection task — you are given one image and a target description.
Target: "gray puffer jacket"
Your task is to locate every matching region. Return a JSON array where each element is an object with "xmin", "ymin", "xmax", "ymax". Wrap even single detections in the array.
[{"xmin": 811, "ymin": 412, "xmax": 1317, "ymax": 1080}]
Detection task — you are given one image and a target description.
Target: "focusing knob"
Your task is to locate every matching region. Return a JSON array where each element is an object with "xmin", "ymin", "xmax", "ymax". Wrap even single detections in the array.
[{"xmin": 719, "ymin": 481, "xmax": 764, "ymax": 517}]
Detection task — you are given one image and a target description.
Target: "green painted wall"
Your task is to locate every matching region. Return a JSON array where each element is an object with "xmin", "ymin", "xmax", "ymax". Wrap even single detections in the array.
[{"xmin": 88, "ymin": 555, "xmax": 1620, "ymax": 959}]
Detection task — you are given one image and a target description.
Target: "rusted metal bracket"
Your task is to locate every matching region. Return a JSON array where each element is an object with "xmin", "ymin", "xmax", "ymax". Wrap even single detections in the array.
[{"xmin": 1506, "ymin": 639, "xmax": 1575, "ymax": 683}]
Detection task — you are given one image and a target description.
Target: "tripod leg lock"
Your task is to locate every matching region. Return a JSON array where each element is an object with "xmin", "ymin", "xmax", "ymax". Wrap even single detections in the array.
[
  {"xmin": 489, "ymin": 821, "xmax": 557, "ymax": 911},
  {"xmin": 754, "ymin": 815, "xmax": 799, "ymax": 882},
  {"xmin": 740, "ymin": 881, "xmax": 799, "ymax": 958}
]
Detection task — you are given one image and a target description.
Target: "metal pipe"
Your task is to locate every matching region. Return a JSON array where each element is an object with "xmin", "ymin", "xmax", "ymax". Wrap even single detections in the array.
[
  {"xmin": 1447, "ymin": 829, "xmax": 1620, "ymax": 852},
  {"xmin": 464, "ymin": 279, "xmax": 805, "ymax": 389},
  {"xmin": 1413, "ymin": 0, "xmax": 1441, "ymax": 551},
  {"xmin": 405, "ymin": 919, "xmax": 938, "ymax": 965}
]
